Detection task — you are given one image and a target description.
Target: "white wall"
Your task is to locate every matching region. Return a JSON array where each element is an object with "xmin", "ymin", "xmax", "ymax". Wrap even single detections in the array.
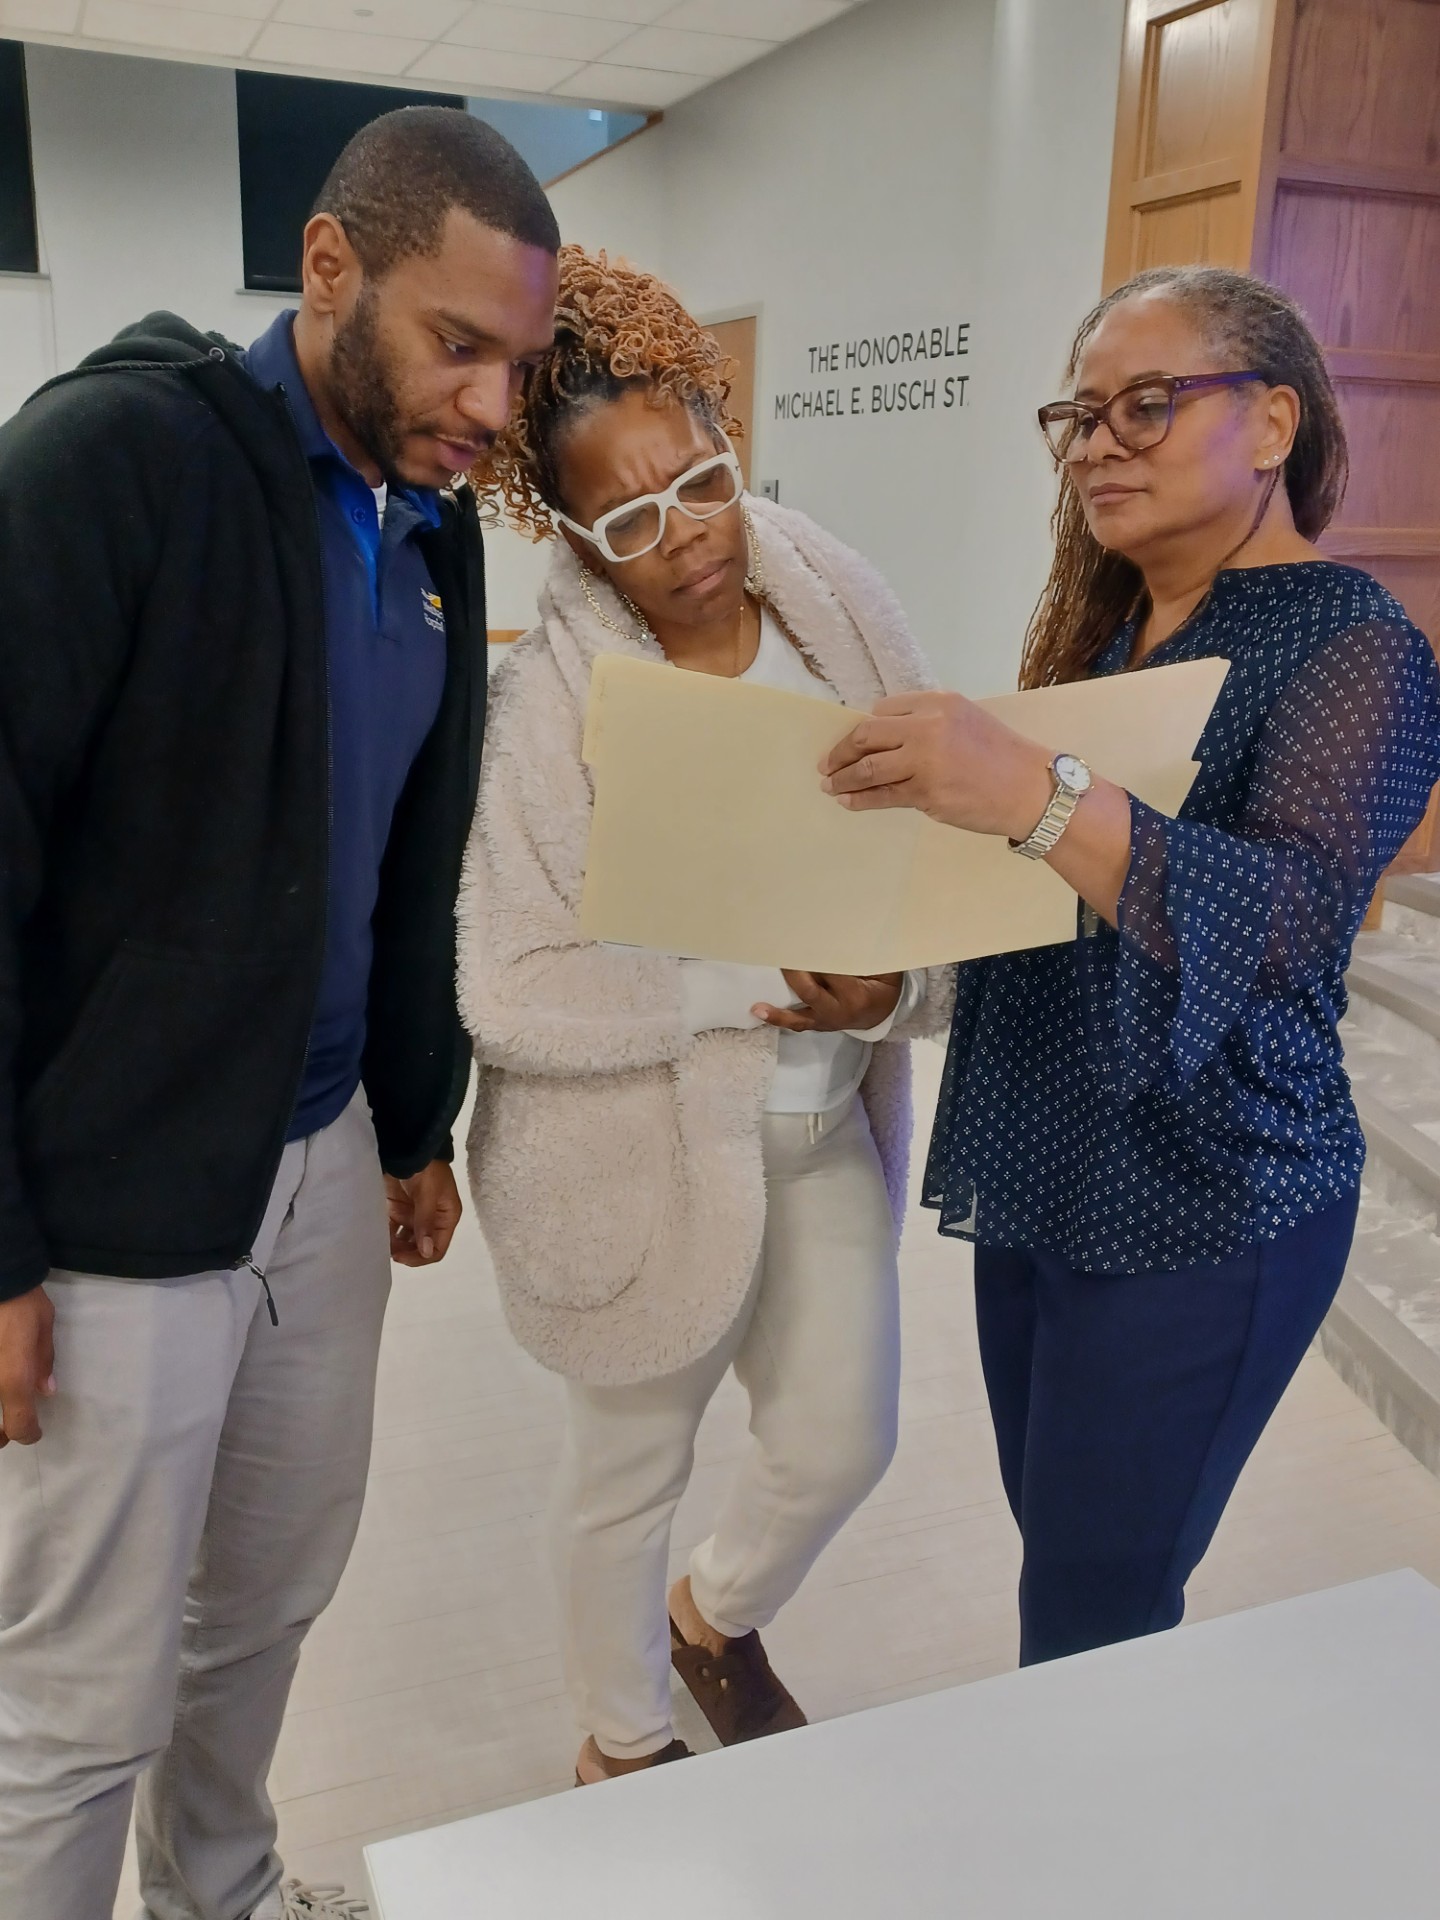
[
  {"xmin": 0, "ymin": 3, "xmax": 1126, "ymax": 689},
  {"xmin": 0, "ymin": 45, "xmax": 291, "ymax": 422},
  {"xmin": 488, "ymin": 0, "xmax": 1126, "ymax": 691},
  {"xmin": 959, "ymin": 0, "xmax": 1131, "ymax": 687},
  {"xmin": 0, "ymin": 270, "xmax": 54, "ymax": 419}
]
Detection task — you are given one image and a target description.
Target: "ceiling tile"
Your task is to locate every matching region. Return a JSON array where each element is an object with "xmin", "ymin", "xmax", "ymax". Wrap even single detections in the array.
[
  {"xmin": 657, "ymin": 0, "xmax": 850, "ymax": 40},
  {"xmin": 106, "ymin": 0, "xmax": 271, "ymax": 17},
  {"xmin": 0, "ymin": 0, "xmax": 81, "ymax": 30},
  {"xmin": 605, "ymin": 23, "xmax": 771, "ymax": 76},
  {"xmin": 274, "ymin": 0, "xmax": 469, "ymax": 38},
  {"xmin": 406, "ymin": 42, "xmax": 583, "ymax": 92},
  {"xmin": 81, "ymin": 0, "xmax": 260, "ymax": 53},
  {"xmin": 249, "ymin": 19, "xmax": 429, "ymax": 72},
  {"xmin": 443, "ymin": 4, "xmax": 630, "ymax": 64},
  {"xmin": 552, "ymin": 59, "xmax": 702, "ymax": 108},
  {"xmin": 511, "ymin": 0, "xmax": 671, "ymax": 23}
]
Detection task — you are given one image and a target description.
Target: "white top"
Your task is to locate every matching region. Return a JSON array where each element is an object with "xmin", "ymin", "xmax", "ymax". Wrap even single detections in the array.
[
  {"xmin": 366, "ymin": 1571, "xmax": 1440, "ymax": 1920},
  {"xmin": 678, "ymin": 609, "xmax": 923, "ymax": 1114}
]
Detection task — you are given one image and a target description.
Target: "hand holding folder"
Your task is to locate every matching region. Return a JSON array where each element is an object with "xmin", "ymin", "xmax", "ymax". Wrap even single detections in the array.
[{"xmin": 579, "ymin": 654, "xmax": 1229, "ymax": 975}]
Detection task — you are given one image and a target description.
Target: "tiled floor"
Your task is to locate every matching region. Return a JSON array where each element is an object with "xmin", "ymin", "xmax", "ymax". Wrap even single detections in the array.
[{"xmin": 114, "ymin": 1046, "xmax": 1440, "ymax": 1914}]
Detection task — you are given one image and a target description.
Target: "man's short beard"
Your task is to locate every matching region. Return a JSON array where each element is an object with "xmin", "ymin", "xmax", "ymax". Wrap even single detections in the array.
[{"xmin": 328, "ymin": 285, "xmax": 407, "ymax": 484}]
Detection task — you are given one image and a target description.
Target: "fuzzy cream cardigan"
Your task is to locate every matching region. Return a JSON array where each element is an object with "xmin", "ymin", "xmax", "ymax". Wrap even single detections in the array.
[{"xmin": 458, "ymin": 497, "xmax": 954, "ymax": 1386}]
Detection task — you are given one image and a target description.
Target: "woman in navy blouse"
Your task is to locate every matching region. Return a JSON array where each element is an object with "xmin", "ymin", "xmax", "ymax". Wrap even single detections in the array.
[{"xmin": 822, "ymin": 266, "xmax": 1440, "ymax": 1665}]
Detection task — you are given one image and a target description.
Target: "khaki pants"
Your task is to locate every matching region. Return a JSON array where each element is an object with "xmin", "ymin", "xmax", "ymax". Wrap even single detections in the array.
[
  {"xmin": 554, "ymin": 1095, "xmax": 902, "ymax": 1760},
  {"xmin": 0, "ymin": 1093, "xmax": 392, "ymax": 1920}
]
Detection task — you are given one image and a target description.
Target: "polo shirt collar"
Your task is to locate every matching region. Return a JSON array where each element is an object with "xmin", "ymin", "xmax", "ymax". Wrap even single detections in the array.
[{"xmin": 245, "ymin": 310, "xmax": 442, "ymax": 530}]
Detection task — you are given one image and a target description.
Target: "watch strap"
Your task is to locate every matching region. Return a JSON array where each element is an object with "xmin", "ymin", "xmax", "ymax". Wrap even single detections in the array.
[{"xmin": 1012, "ymin": 772, "xmax": 1082, "ymax": 862}]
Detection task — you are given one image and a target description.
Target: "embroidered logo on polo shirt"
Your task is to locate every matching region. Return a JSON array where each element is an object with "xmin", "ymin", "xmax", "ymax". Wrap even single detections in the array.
[{"xmin": 421, "ymin": 589, "xmax": 445, "ymax": 634}]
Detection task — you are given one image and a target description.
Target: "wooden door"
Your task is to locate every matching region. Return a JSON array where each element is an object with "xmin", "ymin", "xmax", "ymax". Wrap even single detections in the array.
[
  {"xmin": 706, "ymin": 314, "xmax": 757, "ymax": 487},
  {"xmin": 1104, "ymin": 0, "xmax": 1284, "ymax": 291}
]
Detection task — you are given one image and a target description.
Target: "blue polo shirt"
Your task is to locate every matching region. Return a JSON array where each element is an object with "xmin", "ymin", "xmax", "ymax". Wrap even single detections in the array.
[{"xmin": 244, "ymin": 311, "xmax": 447, "ymax": 1142}]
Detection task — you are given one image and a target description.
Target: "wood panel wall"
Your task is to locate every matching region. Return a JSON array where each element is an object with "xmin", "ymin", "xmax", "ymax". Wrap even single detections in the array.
[{"xmin": 1105, "ymin": 0, "xmax": 1440, "ymax": 871}]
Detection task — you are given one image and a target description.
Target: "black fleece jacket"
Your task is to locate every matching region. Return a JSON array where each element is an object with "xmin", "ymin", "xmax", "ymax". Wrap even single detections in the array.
[{"xmin": 0, "ymin": 313, "xmax": 486, "ymax": 1303}]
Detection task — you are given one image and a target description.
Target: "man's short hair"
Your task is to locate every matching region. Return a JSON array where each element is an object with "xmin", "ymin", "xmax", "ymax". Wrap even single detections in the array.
[{"xmin": 313, "ymin": 106, "xmax": 561, "ymax": 278}]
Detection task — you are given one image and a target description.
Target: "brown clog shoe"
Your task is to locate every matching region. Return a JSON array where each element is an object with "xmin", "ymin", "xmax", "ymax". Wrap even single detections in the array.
[{"xmin": 669, "ymin": 1619, "xmax": 808, "ymax": 1746}]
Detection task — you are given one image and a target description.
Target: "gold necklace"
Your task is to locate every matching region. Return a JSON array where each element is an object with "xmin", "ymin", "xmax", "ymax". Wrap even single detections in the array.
[
  {"xmin": 579, "ymin": 568, "xmax": 655, "ymax": 645},
  {"xmin": 735, "ymin": 592, "xmax": 762, "ymax": 675}
]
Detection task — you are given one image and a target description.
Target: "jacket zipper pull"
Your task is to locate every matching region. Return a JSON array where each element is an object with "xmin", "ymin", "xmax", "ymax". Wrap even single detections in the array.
[{"xmin": 239, "ymin": 1254, "xmax": 280, "ymax": 1326}]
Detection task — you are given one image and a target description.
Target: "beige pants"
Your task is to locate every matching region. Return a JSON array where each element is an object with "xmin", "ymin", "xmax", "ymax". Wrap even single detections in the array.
[
  {"xmin": 554, "ymin": 1095, "xmax": 901, "ymax": 1760},
  {"xmin": 0, "ymin": 1093, "xmax": 392, "ymax": 1920}
]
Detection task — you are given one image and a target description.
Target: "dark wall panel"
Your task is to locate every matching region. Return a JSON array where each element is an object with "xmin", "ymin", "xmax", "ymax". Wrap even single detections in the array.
[
  {"xmin": 0, "ymin": 40, "xmax": 39, "ymax": 276},
  {"xmin": 237, "ymin": 72, "xmax": 464, "ymax": 292}
]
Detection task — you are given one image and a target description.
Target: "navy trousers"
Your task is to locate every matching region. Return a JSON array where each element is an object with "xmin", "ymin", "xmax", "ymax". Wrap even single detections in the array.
[{"xmin": 973, "ymin": 1188, "xmax": 1360, "ymax": 1666}]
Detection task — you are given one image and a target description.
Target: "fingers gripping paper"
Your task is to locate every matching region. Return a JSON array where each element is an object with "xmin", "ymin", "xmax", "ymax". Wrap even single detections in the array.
[{"xmin": 580, "ymin": 654, "xmax": 1229, "ymax": 974}]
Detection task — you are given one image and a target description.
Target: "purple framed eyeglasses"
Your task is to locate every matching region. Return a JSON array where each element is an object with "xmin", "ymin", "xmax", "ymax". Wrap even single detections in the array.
[{"xmin": 1038, "ymin": 371, "xmax": 1265, "ymax": 461}]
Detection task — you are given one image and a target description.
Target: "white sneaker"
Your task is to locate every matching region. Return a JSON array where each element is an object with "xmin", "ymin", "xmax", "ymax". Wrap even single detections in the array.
[{"xmin": 252, "ymin": 1877, "xmax": 371, "ymax": 1919}]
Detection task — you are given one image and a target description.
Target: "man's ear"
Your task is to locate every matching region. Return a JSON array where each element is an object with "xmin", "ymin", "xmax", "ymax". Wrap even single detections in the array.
[{"xmin": 300, "ymin": 212, "xmax": 363, "ymax": 320}]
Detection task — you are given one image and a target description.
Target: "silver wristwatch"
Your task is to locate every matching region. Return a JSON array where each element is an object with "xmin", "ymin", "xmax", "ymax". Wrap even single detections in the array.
[{"xmin": 1011, "ymin": 753, "xmax": 1094, "ymax": 861}]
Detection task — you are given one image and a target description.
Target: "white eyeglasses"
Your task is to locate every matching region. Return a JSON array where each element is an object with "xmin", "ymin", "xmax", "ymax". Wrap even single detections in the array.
[{"xmin": 555, "ymin": 436, "xmax": 744, "ymax": 564}]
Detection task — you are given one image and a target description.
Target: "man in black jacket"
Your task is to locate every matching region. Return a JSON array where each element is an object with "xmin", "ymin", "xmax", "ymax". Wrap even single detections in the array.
[{"xmin": 0, "ymin": 108, "xmax": 558, "ymax": 1920}]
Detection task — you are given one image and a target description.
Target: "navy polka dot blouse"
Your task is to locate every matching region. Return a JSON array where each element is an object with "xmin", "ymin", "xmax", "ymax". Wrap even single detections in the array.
[{"xmin": 924, "ymin": 562, "xmax": 1440, "ymax": 1273}]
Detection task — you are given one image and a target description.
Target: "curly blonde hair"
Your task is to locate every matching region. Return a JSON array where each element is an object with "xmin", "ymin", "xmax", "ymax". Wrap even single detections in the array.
[{"xmin": 472, "ymin": 243, "xmax": 741, "ymax": 541}]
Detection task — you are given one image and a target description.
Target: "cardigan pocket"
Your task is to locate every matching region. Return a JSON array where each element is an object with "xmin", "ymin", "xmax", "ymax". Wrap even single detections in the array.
[{"xmin": 472, "ymin": 1067, "xmax": 676, "ymax": 1314}]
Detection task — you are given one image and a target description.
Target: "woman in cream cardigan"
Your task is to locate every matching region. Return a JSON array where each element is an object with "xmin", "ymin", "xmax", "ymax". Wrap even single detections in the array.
[{"xmin": 462, "ymin": 248, "xmax": 950, "ymax": 1785}]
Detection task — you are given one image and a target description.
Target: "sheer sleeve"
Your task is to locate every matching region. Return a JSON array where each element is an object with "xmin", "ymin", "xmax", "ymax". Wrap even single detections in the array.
[{"xmin": 1080, "ymin": 618, "xmax": 1440, "ymax": 1104}]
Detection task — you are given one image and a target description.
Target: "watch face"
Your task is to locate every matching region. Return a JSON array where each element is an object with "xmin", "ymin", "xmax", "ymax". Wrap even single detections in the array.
[{"xmin": 1053, "ymin": 753, "xmax": 1093, "ymax": 794}]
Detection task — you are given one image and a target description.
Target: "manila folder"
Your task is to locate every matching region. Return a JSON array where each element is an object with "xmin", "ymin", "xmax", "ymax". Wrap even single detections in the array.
[{"xmin": 579, "ymin": 652, "xmax": 1228, "ymax": 975}]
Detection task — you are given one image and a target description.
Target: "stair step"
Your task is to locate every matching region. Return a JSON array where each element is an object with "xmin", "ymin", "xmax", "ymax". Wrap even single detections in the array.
[
  {"xmin": 1342, "ymin": 1020, "xmax": 1440, "ymax": 1144},
  {"xmin": 1353, "ymin": 1086, "xmax": 1440, "ymax": 1217},
  {"xmin": 1346, "ymin": 952, "xmax": 1440, "ymax": 1046},
  {"xmin": 1321, "ymin": 1172, "xmax": 1440, "ymax": 1479},
  {"xmin": 1321, "ymin": 1272, "xmax": 1440, "ymax": 1482},
  {"xmin": 1378, "ymin": 874, "xmax": 1440, "ymax": 950},
  {"xmin": 1385, "ymin": 874, "xmax": 1440, "ymax": 922},
  {"xmin": 1355, "ymin": 925, "xmax": 1440, "ymax": 970},
  {"xmin": 1329, "ymin": 933, "xmax": 1440, "ymax": 1474},
  {"xmin": 1350, "ymin": 1175, "xmax": 1440, "ymax": 1350}
]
